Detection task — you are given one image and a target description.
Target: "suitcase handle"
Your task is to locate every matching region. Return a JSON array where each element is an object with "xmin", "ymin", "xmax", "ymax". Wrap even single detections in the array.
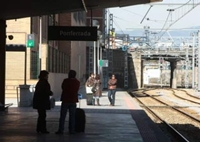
[{"xmin": 78, "ymin": 94, "xmax": 83, "ymax": 108}]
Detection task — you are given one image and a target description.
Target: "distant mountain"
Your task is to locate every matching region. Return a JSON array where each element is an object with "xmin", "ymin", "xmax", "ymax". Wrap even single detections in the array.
[
  {"xmin": 116, "ymin": 26, "xmax": 200, "ymax": 37},
  {"xmin": 116, "ymin": 30, "xmax": 145, "ymax": 37}
]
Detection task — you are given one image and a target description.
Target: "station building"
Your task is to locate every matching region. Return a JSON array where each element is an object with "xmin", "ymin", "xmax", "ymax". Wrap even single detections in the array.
[{"xmin": 5, "ymin": 12, "xmax": 87, "ymax": 99}]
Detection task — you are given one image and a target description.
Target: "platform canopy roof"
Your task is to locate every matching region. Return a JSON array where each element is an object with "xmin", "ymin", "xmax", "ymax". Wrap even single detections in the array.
[{"xmin": 0, "ymin": 0, "xmax": 162, "ymax": 20}]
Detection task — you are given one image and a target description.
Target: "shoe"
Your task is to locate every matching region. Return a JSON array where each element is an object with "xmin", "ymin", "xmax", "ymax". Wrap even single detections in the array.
[
  {"xmin": 55, "ymin": 131, "xmax": 64, "ymax": 134},
  {"xmin": 37, "ymin": 130, "xmax": 50, "ymax": 134},
  {"xmin": 69, "ymin": 131, "xmax": 76, "ymax": 134},
  {"xmin": 41, "ymin": 131, "xmax": 50, "ymax": 134}
]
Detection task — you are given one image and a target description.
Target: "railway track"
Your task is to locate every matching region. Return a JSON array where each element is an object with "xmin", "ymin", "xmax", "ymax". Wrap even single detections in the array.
[
  {"xmin": 171, "ymin": 89, "xmax": 200, "ymax": 105},
  {"xmin": 129, "ymin": 88, "xmax": 200, "ymax": 142},
  {"xmin": 145, "ymin": 88, "xmax": 200, "ymax": 120}
]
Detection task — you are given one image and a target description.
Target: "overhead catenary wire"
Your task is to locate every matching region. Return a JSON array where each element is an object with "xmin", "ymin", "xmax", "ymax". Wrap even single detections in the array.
[
  {"xmin": 121, "ymin": 9, "xmax": 143, "ymax": 17},
  {"xmin": 140, "ymin": 5, "xmax": 153, "ymax": 24},
  {"xmin": 173, "ymin": 0, "xmax": 193, "ymax": 10},
  {"xmin": 107, "ymin": 10, "xmax": 131, "ymax": 47},
  {"xmin": 108, "ymin": 0, "xmax": 200, "ymax": 46},
  {"xmin": 156, "ymin": 1, "xmax": 200, "ymax": 43},
  {"xmin": 120, "ymin": 8, "xmax": 164, "ymax": 25},
  {"xmin": 156, "ymin": 10, "xmax": 172, "ymax": 34},
  {"xmin": 113, "ymin": 19, "xmax": 125, "ymax": 35},
  {"xmin": 112, "ymin": 15, "xmax": 142, "ymax": 29},
  {"xmin": 108, "ymin": 9, "xmax": 143, "ymax": 29}
]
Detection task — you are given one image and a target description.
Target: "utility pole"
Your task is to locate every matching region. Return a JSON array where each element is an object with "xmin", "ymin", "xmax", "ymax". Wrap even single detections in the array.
[
  {"xmin": 192, "ymin": 33, "xmax": 196, "ymax": 88},
  {"xmin": 198, "ymin": 31, "xmax": 200, "ymax": 91},
  {"xmin": 39, "ymin": 16, "xmax": 42, "ymax": 71},
  {"xmin": 185, "ymin": 46, "xmax": 189, "ymax": 88},
  {"xmin": 144, "ymin": 26, "xmax": 150, "ymax": 44},
  {"xmin": 159, "ymin": 57, "xmax": 163, "ymax": 88},
  {"xmin": 108, "ymin": 14, "xmax": 113, "ymax": 75}
]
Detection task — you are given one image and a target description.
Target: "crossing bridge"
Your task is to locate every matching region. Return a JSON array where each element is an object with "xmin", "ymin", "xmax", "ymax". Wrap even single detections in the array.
[{"xmin": 137, "ymin": 47, "xmax": 193, "ymax": 59}]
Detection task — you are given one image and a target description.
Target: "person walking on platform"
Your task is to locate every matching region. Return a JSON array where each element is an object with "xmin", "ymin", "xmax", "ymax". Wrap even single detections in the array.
[
  {"xmin": 32, "ymin": 70, "xmax": 53, "ymax": 134},
  {"xmin": 107, "ymin": 74, "xmax": 117, "ymax": 106},
  {"xmin": 85, "ymin": 73, "xmax": 95, "ymax": 105},
  {"xmin": 55, "ymin": 70, "xmax": 80, "ymax": 135},
  {"xmin": 92, "ymin": 74, "xmax": 101, "ymax": 106}
]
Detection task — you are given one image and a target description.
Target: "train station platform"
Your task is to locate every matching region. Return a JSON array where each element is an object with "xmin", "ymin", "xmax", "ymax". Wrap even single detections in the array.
[{"xmin": 0, "ymin": 88, "xmax": 171, "ymax": 142}]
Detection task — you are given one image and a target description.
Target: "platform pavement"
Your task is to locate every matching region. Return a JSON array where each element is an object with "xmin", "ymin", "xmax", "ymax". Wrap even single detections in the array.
[{"xmin": 1, "ymin": 87, "xmax": 171, "ymax": 142}]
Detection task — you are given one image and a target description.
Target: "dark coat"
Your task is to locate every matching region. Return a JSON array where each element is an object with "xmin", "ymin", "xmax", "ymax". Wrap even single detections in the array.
[
  {"xmin": 94, "ymin": 79, "xmax": 101, "ymax": 97},
  {"xmin": 60, "ymin": 78, "xmax": 80, "ymax": 103},
  {"xmin": 33, "ymin": 79, "xmax": 52, "ymax": 110}
]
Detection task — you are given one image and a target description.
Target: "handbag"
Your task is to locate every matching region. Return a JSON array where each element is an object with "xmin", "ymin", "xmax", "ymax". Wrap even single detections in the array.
[
  {"xmin": 86, "ymin": 86, "xmax": 93, "ymax": 94},
  {"xmin": 91, "ymin": 85, "xmax": 97, "ymax": 93},
  {"xmin": 50, "ymin": 96, "xmax": 55, "ymax": 108}
]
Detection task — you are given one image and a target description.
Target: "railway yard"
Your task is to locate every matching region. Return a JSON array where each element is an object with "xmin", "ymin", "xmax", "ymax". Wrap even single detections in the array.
[{"xmin": 130, "ymin": 88, "xmax": 200, "ymax": 142}]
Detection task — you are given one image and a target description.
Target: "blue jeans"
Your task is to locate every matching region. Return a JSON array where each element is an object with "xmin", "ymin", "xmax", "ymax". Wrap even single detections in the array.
[
  {"xmin": 58, "ymin": 103, "xmax": 76, "ymax": 132},
  {"xmin": 108, "ymin": 89, "xmax": 116, "ymax": 105}
]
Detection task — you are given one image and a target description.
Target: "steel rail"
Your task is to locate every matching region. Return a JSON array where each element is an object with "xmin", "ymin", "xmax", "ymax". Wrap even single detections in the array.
[
  {"xmin": 174, "ymin": 88, "xmax": 200, "ymax": 104},
  {"xmin": 143, "ymin": 90, "xmax": 200, "ymax": 124},
  {"xmin": 129, "ymin": 91, "xmax": 190, "ymax": 142}
]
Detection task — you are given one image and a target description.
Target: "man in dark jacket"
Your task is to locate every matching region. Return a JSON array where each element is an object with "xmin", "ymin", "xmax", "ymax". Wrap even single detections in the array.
[{"xmin": 56, "ymin": 70, "xmax": 80, "ymax": 134}]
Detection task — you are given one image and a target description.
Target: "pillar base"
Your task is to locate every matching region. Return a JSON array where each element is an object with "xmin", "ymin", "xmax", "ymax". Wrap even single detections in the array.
[{"xmin": 172, "ymin": 78, "xmax": 177, "ymax": 89}]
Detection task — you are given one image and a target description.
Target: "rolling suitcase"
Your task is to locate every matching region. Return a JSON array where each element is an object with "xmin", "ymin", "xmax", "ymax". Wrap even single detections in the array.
[
  {"xmin": 86, "ymin": 93, "xmax": 93, "ymax": 105},
  {"xmin": 75, "ymin": 94, "xmax": 86, "ymax": 133}
]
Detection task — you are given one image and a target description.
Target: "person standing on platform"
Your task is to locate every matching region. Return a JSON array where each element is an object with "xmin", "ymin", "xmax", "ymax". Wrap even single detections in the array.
[
  {"xmin": 33, "ymin": 70, "xmax": 53, "ymax": 134},
  {"xmin": 107, "ymin": 74, "xmax": 117, "ymax": 106},
  {"xmin": 55, "ymin": 70, "xmax": 80, "ymax": 134},
  {"xmin": 85, "ymin": 73, "xmax": 95, "ymax": 105},
  {"xmin": 86, "ymin": 73, "xmax": 95, "ymax": 87},
  {"xmin": 93, "ymin": 74, "xmax": 101, "ymax": 106}
]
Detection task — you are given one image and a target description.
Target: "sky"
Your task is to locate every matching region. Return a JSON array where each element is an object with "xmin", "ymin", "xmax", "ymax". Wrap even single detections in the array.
[{"xmin": 108, "ymin": 0, "xmax": 200, "ymax": 33}]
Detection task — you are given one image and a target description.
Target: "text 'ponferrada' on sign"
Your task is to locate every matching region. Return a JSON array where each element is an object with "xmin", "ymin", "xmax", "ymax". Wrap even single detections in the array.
[{"xmin": 48, "ymin": 26, "xmax": 97, "ymax": 41}]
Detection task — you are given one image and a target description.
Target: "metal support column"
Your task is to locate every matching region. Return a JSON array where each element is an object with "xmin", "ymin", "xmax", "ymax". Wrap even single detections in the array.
[
  {"xmin": 88, "ymin": 46, "xmax": 94, "ymax": 76},
  {"xmin": 198, "ymin": 31, "xmax": 200, "ymax": 91},
  {"xmin": 192, "ymin": 33, "xmax": 195, "ymax": 88},
  {"xmin": 124, "ymin": 51, "xmax": 128, "ymax": 88},
  {"xmin": 39, "ymin": 16, "xmax": 42, "ymax": 71},
  {"xmin": 185, "ymin": 46, "xmax": 189, "ymax": 88},
  {"xmin": 170, "ymin": 61, "xmax": 177, "ymax": 88},
  {"xmin": 93, "ymin": 41, "xmax": 96, "ymax": 75},
  {"xmin": 0, "ymin": 19, "xmax": 6, "ymax": 110},
  {"xmin": 97, "ymin": 38, "xmax": 100, "ymax": 74},
  {"xmin": 102, "ymin": 9, "xmax": 109, "ymax": 88},
  {"xmin": 100, "ymin": 9, "xmax": 107, "ymax": 88},
  {"xmin": 108, "ymin": 14, "xmax": 114, "ymax": 76}
]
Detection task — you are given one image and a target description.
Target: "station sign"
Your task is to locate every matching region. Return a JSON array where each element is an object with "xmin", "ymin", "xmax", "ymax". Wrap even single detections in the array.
[
  {"xmin": 26, "ymin": 34, "xmax": 35, "ymax": 48},
  {"xmin": 99, "ymin": 60, "xmax": 108, "ymax": 67},
  {"xmin": 48, "ymin": 26, "xmax": 97, "ymax": 41}
]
